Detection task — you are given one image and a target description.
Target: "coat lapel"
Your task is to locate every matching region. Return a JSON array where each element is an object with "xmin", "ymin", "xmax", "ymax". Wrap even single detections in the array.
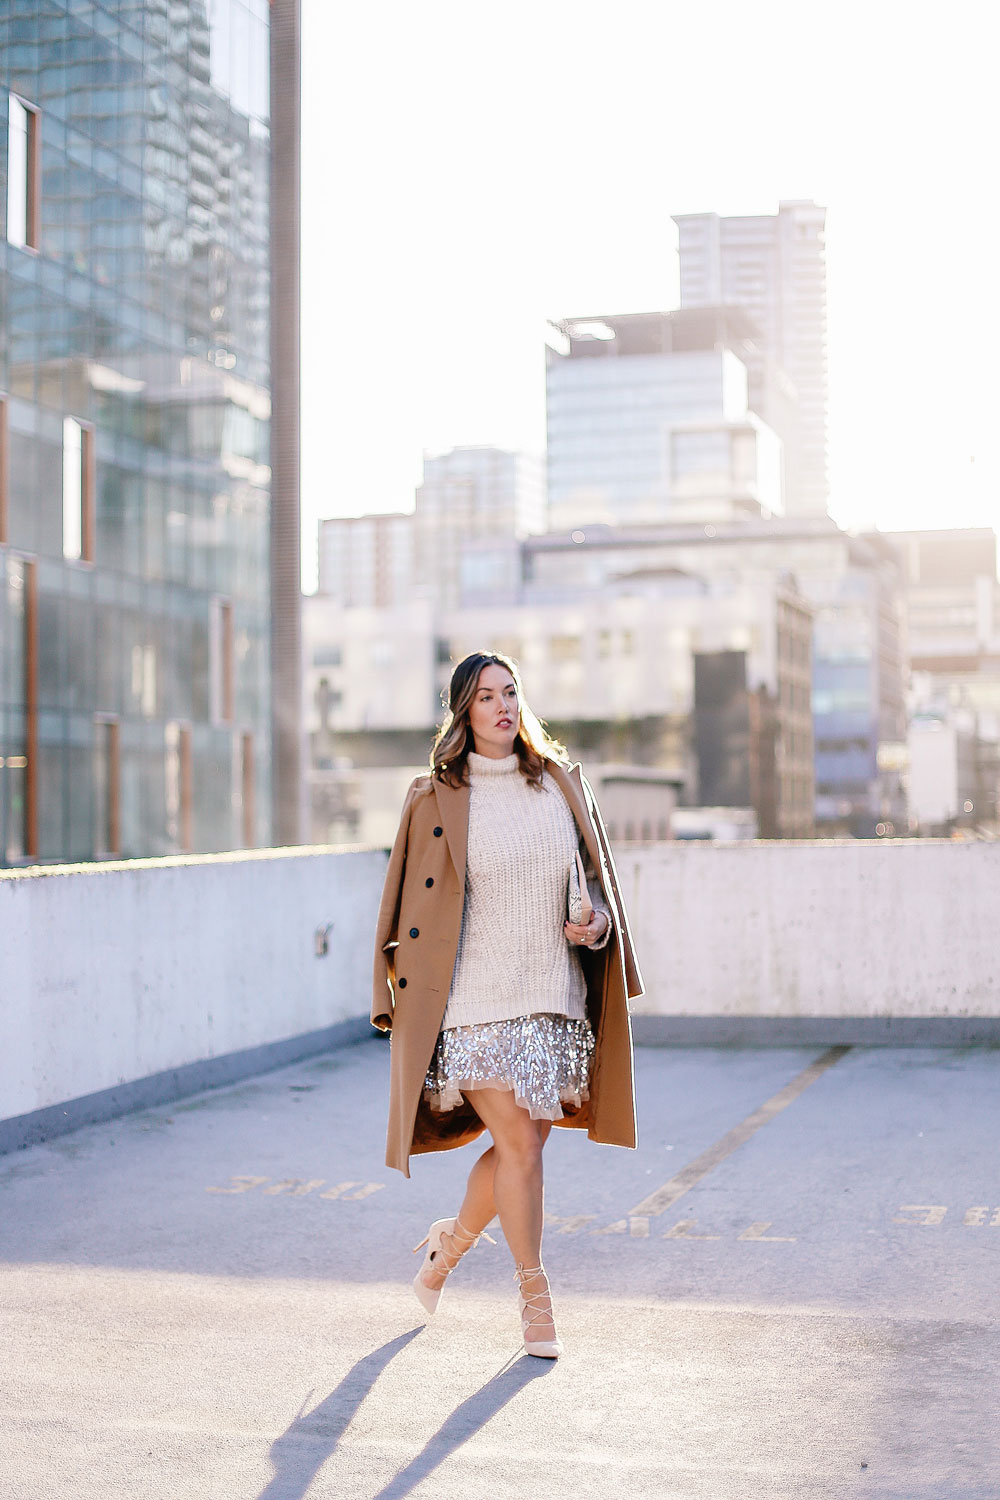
[
  {"xmin": 432, "ymin": 775, "xmax": 470, "ymax": 886},
  {"xmin": 546, "ymin": 760, "xmax": 603, "ymax": 876}
]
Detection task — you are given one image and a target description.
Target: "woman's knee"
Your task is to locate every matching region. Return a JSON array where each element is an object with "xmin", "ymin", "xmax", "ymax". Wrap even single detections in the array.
[
  {"xmin": 468, "ymin": 1089, "xmax": 546, "ymax": 1170},
  {"xmin": 493, "ymin": 1122, "xmax": 544, "ymax": 1172}
]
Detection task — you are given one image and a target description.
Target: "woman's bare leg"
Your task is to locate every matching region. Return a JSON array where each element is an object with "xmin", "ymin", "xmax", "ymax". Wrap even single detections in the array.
[
  {"xmin": 460, "ymin": 1087, "xmax": 557, "ymax": 1345},
  {"xmin": 419, "ymin": 1107, "xmax": 551, "ymax": 1294}
]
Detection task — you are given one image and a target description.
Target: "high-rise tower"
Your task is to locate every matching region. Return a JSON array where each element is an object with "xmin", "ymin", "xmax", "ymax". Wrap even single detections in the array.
[{"xmin": 674, "ymin": 201, "xmax": 828, "ymax": 517}]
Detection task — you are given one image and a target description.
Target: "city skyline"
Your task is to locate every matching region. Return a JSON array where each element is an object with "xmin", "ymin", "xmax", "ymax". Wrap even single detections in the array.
[{"xmin": 301, "ymin": 0, "xmax": 997, "ymax": 591}]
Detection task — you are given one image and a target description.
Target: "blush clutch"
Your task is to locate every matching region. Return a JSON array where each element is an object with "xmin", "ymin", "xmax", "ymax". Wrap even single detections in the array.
[{"xmin": 567, "ymin": 850, "xmax": 593, "ymax": 927}]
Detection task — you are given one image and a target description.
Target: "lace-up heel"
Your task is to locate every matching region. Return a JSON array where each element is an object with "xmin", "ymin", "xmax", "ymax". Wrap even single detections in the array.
[
  {"xmin": 514, "ymin": 1263, "xmax": 563, "ymax": 1359},
  {"xmin": 411, "ymin": 1216, "xmax": 493, "ymax": 1316}
]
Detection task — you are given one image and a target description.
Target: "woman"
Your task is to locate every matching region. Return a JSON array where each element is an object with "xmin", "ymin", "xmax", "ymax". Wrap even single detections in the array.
[{"xmin": 371, "ymin": 651, "xmax": 643, "ymax": 1358}]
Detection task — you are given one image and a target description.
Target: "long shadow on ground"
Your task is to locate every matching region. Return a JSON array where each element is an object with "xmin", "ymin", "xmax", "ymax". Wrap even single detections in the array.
[
  {"xmin": 256, "ymin": 1329, "xmax": 552, "ymax": 1500},
  {"xmin": 369, "ymin": 1352, "xmax": 554, "ymax": 1500},
  {"xmin": 257, "ymin": 1328, "xmax": 422, "ymax": 1499}
]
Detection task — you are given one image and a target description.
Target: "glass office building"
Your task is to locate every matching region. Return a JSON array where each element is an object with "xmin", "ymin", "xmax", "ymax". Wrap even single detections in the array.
[
  {"xmin": 0, "ymin": 1, "xmax": 274, "ymax": 862},
  {"xmin": 545, "ymin": 309, "xmax": 785, "ymax": 531}
]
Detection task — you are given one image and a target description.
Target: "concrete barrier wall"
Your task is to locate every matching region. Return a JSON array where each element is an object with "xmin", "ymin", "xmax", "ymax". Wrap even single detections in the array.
[
  {"xmin": 618, "ymin": 839, "xmax": 1000, "ymax": 1020},
  {"xmin": 0, "ymin": 847, "xmax": 387, "ymax": 1126},
  {"xmin": 4, "ymin": 837, "xmax": 999, "ymax": 1144}
]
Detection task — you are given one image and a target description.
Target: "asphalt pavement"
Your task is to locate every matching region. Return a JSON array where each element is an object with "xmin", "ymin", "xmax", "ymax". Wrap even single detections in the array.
[{"xmin": 2, "ymin": 1037, "xmax": 998, "ymax": 1499}]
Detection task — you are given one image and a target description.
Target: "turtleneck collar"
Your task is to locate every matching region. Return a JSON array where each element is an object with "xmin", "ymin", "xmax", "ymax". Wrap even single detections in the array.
[{"xmin": 467, "ymin": 751, "xmax": 520, "ymax": 777}]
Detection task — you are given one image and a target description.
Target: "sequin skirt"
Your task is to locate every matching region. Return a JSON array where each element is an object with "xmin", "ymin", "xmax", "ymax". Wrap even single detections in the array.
[{"xmin": 424, "ymin": 1013, "xmax": 595, "ymax": 1122}]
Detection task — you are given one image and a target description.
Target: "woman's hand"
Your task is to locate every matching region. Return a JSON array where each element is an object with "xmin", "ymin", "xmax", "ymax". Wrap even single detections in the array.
[{"xmin": 564, "ymin": 911, "xmax": 609, "ymax": 947}]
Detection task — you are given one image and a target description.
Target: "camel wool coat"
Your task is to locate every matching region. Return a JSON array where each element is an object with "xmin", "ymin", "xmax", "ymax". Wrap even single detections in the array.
[{"xmin": 371, "ymin": 758, "xmax": 644, "ymax": 1177}]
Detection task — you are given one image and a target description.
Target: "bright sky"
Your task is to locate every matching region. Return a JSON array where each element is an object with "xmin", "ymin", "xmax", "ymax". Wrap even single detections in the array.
[{"xmin": 300, "ymin": 0, "xmax": 998, "ymax": 591}]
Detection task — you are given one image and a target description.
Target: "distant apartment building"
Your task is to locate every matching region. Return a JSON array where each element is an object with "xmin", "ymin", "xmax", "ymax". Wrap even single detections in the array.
[
  {"xmin": 889, "ymin": 527, "xmax": 1000, "ymax": 831},
  {"xmin": 303, "ymin": 566, "xmax": 814, "ymax": 843},
  {"xmin": 316, "ymin": 447, "xmax": 544, "ymax": 615},
  {"xmin": 907, "ymin": 710, "xmax": 980, "ymax": 834},
  {"xmin": 525, "ymin": 519, "xmax": 905, "ymax": 836},
  {"xmin": 1, "ymin": 1, "xmax": 299, "ymax": 863},
  {"xmin": 318, "ymin": 513, "xmax": 415, "ymax": 607},
  {"xmin": 674, "ymin": 201, "xmax": 829, "ymax": 517},
  {"xmin": 414, "ymin": 446, "xmax": 545, "ymax": 608},
  {"xmin": 545, "ymin": 308, "xmax": 784, "ymax": 531},
  {"xmin": 891, "ymin": 528, "xmax": 1000, "ymax": 689}
]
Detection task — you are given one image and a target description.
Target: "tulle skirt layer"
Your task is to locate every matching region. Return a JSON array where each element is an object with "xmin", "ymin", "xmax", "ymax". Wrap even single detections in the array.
[{"xmin": 423, "ymin": 1012, "xmax": 595, "ymax": 1122}]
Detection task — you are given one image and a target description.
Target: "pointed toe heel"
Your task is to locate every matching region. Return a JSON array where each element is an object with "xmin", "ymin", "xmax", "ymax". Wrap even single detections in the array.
[
  {"xmin": 514, "ymin": 1263, "xmax": 563, "ymax": 1359},
  {"xmin": 411, "ymin": 1216, "xmax": 492, "ymax": 1317}
]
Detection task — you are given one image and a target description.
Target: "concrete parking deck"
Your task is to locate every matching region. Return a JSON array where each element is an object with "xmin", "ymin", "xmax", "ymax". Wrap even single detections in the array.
[{"xmin": 2, "ymin": 1038, "xmax": 998, "ymax": 1499}]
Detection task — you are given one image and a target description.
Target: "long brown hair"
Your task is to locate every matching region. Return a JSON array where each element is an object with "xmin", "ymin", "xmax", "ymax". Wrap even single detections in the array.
[{"xmin": 431, "ymin": 651, "xmax": 568, "ymax": 789}]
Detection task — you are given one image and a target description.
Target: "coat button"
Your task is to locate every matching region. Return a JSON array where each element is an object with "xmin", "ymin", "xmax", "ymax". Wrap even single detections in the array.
[
  {"xmin": 398, "ymin": 977, "xmax": 407, "ymax": 988},
  {"xmin": 409, "ymin": 927, "xmax": 419, "ymax": 939},
  {"xmin": 425, "ymin": 877, "xmax": 434, "ymax": 888},
  {"xmin": 433, "ymin": 826, "xmax": 443, "ymax": 836}
]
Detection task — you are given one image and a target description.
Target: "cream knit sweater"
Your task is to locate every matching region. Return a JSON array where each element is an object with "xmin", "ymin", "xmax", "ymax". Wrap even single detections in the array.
[{"xmin": 441, "ymin": 752, "xmax": 611, "ymax": 1031}]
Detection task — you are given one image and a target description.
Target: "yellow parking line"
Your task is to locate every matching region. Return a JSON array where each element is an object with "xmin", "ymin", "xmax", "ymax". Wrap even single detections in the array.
[{"xmin": 599, "ymin": 1046, "xmax": 850, "ymax": 1233}]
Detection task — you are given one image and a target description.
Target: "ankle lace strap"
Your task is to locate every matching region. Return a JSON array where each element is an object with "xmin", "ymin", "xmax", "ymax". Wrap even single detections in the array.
[
  {"xmin": 434, "ymin": 1218, "xmax": 496, "ymax": 1274},
  {"xmin": 453, "ymin": 1216, "xmax": 496, "ymax": 1248},
  {"xmin": 513, "ymin": 1264, "xmax": 554, "ymax": 1331},
  {"xmin": 513, "ymin": 1263, "xmax": 549, "ymax": 1287}
]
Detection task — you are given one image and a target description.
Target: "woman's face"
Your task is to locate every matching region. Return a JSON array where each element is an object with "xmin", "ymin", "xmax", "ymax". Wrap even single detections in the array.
[{"xmin": 467, "ymin": 663, "xmax": 520, "ymax": 759}]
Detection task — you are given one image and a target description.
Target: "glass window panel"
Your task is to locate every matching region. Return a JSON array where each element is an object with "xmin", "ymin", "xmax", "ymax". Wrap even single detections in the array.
[
  {"xmin": 36, "ymin": 587, "xmax": 63, "ymax": 711},
  {"xmin": 95, "ymin": 601, "xmax": 121, "ymax": 713},
  {"xmin": 66, "ymin": 741, "xmax": 93, "ymax": 860},
  {"xmin": 37, "ymin": 741, "xmax": 66, "ymax": 860},
  {"xmin": 62, "ymin": 416, "xmax": 83, "ymax": 559},
  {"xmin": 230, "ymin": 4, "xmax": 252, "ymax": 116},
  {"xmin": 248, "ymin": 13, "xmax": 269, "ymax": 122},
  {"xmin": 96, "ymin": 462, "xmax": 125, "ymax": 571},
  {"xmin": 92, "ymin": 719, "xmax": 117, "ymax": 855},
  {"xmin": 7, "ymin": 95, "xmax": 29, "ymax": 249},
  {"xmin": 2, "ymin": 556, "xmax": 26, "ymax": 710},
  {"xmin": 64, "ymin": 592, "xmax": 96, "ymax": 709}
]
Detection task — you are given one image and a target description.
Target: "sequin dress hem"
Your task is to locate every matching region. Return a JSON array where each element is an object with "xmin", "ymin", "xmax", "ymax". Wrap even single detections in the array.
[{"xmin": 424, "ymin": 1013, "xmax": 595, "ymax": 1122}]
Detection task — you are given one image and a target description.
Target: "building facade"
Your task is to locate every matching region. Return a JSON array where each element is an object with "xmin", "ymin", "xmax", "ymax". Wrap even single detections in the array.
[
  {"xmin": 674, "ymin": 202, "xmax": 828, "ymax": 517},
  {"xmin": 303, "ymin": 566, "xmax": 815, "ymax": 843},
  {"xmin": 545, "ymin": 308, "xmax": 784, "ymax": 531},
  {"xmin": 316, "ymin": 446, "xmax": 544, "ymax": 614},
  {"xmin": 524, "ymin": 519, "xmax": 905, "ymax": 836},
  {"xmin": 318, "ymin": 512, "xmax": 415, "ymax": 608},
  {"xmin": 889, "ymin": 527, "xmax": 1000, "ymax": 831},
  {"xmin": 413, "ymin": 445, "xmax": 544, "ymax": 608},
  {"xmin": 0, "ymin": 0, "xmax": 289, "ymax": 863},
  {"xmin": 907, "ymin": 709, "xmax": 979, "ymax": 834}
]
